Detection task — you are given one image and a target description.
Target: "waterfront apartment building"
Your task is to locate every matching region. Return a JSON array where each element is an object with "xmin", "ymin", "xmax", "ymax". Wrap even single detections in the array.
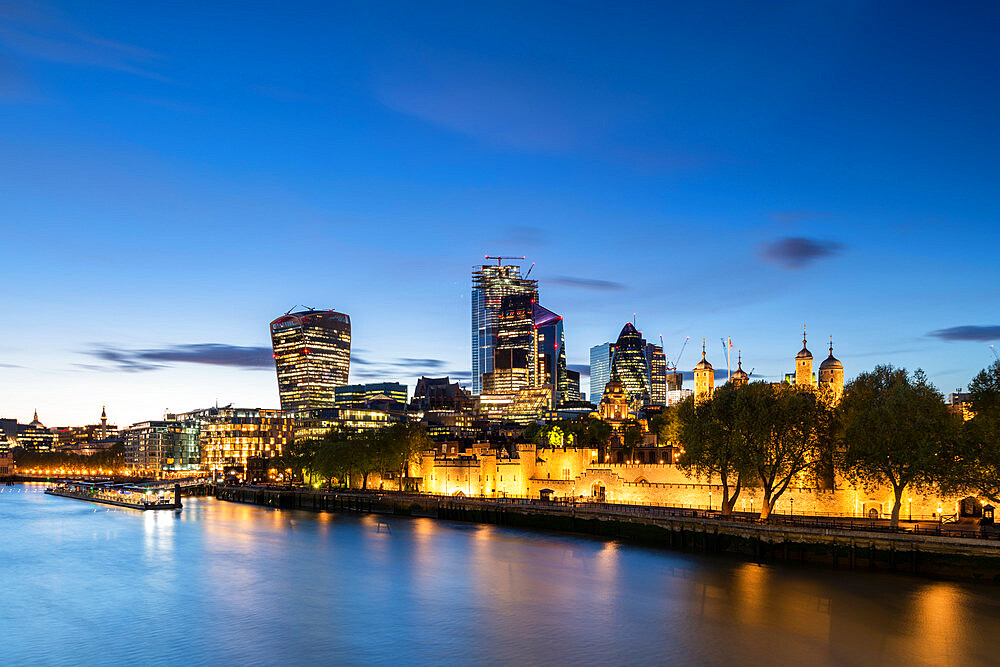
[
  {"xmin": 334, "ymin": 382, "xmax": 408, "ymax": 408},
  {"xmin": 288, "ymin": 407, "xmax": 403, "ymax": 444},
  {"xmin": 270, "ymin": 309, "xmax": 351, "ymax": 411},
  {"xmin": 123, "ymin": 420, "xmax": 200, "ymax": 477},
  {"xmin": 174, "ymin": 407, "xmax": 293, "ymax": 478},
  {"xmin": 589, "ymin": 342, "xmax": 615, "ymax": 405},
  {"xmin": 471, "ymin": 262, "xmax": 537, "ymax": 395}
]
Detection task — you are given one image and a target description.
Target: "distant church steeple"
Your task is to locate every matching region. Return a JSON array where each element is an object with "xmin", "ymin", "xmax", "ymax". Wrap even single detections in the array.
[{"xmin": 795, "ymin": 326, "xmax": 814, "ymax": 387}]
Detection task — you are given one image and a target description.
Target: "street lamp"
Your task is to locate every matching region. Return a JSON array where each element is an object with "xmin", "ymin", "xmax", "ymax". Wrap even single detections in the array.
[
  {"xmin": 908, "ymin": 497, "xmax": 912, "ymax": 522},
  {"xmin": 790, "ymin": 497, "xmax": 794, "ymax": 516},
  {"xmin": 709, "ymin": 491, "xmax": 712, "ymax": 511}
]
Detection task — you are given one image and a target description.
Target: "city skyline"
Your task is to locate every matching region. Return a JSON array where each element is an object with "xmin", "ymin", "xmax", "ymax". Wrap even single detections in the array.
[{"xmin": 2, "ymin": 2, "xmax": 999, "ymax": 426}]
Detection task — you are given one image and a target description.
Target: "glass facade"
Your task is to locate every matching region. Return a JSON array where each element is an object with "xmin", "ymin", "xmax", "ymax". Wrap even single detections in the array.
[
  {"xmin": 533, "ymin": 303, "xmax": 567, "ymax": 404},
  {"xmin": 175, "ymin": 407, "xmax": 293, "ymax": 476},
  {"xmin": 610, "ymin": 323, "xmax": 651, "ymax": 405},
  {"xmin": 334, "ymin": 382, "xmax": 408, "ymax": 407},
  {"xmin": 270, "ymin": 309, "xmax": 351, "ymax": 411},
  {"xmin": 645, "ymin": 343, "xmax": 667, "ymax": 406},
  {"xmin": 123, "ymin": 420, "xmax": 201, "ymax": 476},
  {"xmin": 589, "ymin": 342, "xmax": 615, "ymax": 404},
  {"xmin": 471, "ymin": 264, "xmax": 537, "ymax": 395}
]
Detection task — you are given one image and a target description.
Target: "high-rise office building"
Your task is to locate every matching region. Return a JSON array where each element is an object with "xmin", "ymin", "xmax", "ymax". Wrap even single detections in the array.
[
  {"xmin": 645, "ymin": 343, "xmax": 667, "ymax": 406},
  {"xmin": 471, "ymin": 263, "xmax": 537, "ymax": 395},
  {"xmin": 610, "ymin": 323, "xmax": 651, "ymax": 405},
  {"xmin": 270, "ymin": 309, "xmax": 351, "ymax": 411},
  {"xmin": 533, "ymin": 303, "xmax": 567, "ymax": 404},
  {"xmin": 589, "ymin": 342, "xmax": 615, "ymax": 404},
  {"xmin": 334, "ymin": 382, "xmax": 408, "ymax": 408}
]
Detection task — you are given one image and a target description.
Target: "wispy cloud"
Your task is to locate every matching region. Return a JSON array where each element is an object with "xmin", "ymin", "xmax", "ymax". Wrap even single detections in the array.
[
  {"xmin": 83, "ymin": 344, "xmax": 273, "ymax": 372},
  {"xmin": 549, "ymin": 276, "xmax": 627, "ymax": 292},
  {"xmin": 758, "ymin": 237, "xmax": 844, "ymax": 270},
  {"xmin": 0, "ymin": 3, "xmax": 165, "ymax": 81},
  {"xmin": 928, "ymin": 326, "xmax": 1000, "ymax": 342}
]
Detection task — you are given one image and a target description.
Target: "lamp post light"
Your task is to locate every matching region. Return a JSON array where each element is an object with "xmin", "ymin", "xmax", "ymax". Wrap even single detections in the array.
[
  {"xmin": 908, "ymin": 497, "xmax": 912, "ymax": 522},
  {"xmin": 790, "ymin": 497, "xmax": 794, "ymax": 516},
  {"xmin": 750, "ymin": 498, "xmax": 754, "ymax": 516},
  {"xmin": 709, "ymin": 491, "xmax": 713, "ymax": 511}
]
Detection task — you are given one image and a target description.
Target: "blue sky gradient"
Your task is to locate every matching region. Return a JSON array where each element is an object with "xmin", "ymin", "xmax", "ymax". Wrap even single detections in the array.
[{"xmin": 1, "ymin": 1, "xmax": 998, "ymax": 426}]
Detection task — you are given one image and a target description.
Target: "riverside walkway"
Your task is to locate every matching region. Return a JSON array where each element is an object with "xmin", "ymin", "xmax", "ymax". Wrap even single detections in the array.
[{"xmin": 215, "ymin": 485, "xmax": 1000, "ymax": 581}]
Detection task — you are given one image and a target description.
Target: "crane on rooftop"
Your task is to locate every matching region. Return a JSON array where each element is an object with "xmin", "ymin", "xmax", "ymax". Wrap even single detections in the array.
[
  {"xmin": 667, "ymin": 336, "xmax": 690, "ymax": 371},
  {"xmin": 484, "ymin": 255, "xmax": 526, "ymax": 266}
]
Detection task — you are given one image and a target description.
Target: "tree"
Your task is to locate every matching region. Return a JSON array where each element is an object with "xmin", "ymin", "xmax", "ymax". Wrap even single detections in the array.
[
  {"xmin": 620, "ymin": 420, "xmax": 643, "ymax": 461},
  {"xmin": 838, "ymin": 365, "xmax": 959, "ymax": 528},
  {"xmin": 739, "ymin": 382, "xmax": 829, "ymax": 521},
  {"xmin": 676, "ymin": 390, "xmax": 743, "ymax": 516},
  {"xmin": 953, "ymin": 361, "xmax": 1000, "ymax": 502}
]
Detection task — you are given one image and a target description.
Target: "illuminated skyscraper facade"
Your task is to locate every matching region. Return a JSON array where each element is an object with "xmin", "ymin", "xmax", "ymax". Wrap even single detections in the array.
[
  {"xmin": 645, "ymin": 343, "xmax": 667, "ymax": 406},
  {"xmin": 471, "ymin": 263, "xmax": 537, "ymax": 395},
  {"xmin": 589, "ymin": 342, "xmax": 615, "ymax": 404},
  {"xmin": 610, "ymin": 323, "xmax": 651, "ymax": 406},
  {"xmin": 270, "ymin": 309, "xmax": 351, "ymax": 412},
  {"xmin": 533, "ymin": 303, "xmax": 567, "ymax": 404}
]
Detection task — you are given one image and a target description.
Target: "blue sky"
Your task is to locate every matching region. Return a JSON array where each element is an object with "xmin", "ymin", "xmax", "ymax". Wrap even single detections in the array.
[{"xmin": 2, "ymin": 1, "xmax": 998, "ymax": 426}]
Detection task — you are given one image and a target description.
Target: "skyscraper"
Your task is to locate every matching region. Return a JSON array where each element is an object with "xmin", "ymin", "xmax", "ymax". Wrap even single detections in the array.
[
  {"xmin": 645, "ymin": 343, "xmax": 667, "ymax": 406},
  {"xmin": 472, "ymin": 262, "xmax": 537, "ymax": 395},
  {"xmin": 270, "ymin": 309, "xmax": 351, "ymax": 412},
  {"xmin": 589, "ymin": 342, "xmax": 615, "ymax": 404},
  {"xmin": 533, "ymin": 303, "xmax": 567, "ymax": 404},
  {"xmin": 610, "ymin": 323, "xmax": 651, "ymax": 405}
]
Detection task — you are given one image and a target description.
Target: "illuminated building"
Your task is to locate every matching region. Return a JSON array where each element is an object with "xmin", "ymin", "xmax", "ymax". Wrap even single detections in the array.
[
  {"xmin": 410, "ymin": 376, "xmax": 472, "ymax": 411},
  {"xmin": 15, "ymin": 411, "xmax": 56, "ymax": 453},
  {"xmin": 471, "ymin": 262, "xmax": 537, "ymax": 395},
  {"xmin": 0, "ymin": 449, "xmax": 11, "ymax": 477},
  {"xmin": 289, "ymin": 407, "xmax": 402, "ymax": 443},
  {"xmin": 818, "ymin": 337, "xmax": 845, "ymax": 403},
  {"xmin": 334, "ymin": 382, "xmax": 408, "ymax": 408},
  {"xmin": 270, "ymin": 309, "xmax": 351, "ymax": 411},
  {"xmin": 533, "ymin": 303, "xmax": 567, "ymax": 404},
  {"xmin": 589, "ymin": 342, "xmax": 615, "ymax": 404},
  {"xmin": 53, "ymin": 407, "xmax": 119, "ymax": 448},
  {"xmin": 645, "ymin": 343, "xmax": 667, "ymax": 406},
  {"xmin": 693, "ymin": 341, "xmax": 714, "ymax": 403},
  {"xmin": 123, "ymin": 419, "xmax": 200, "ymax": 477},
  {"xmin": 795, "ymin": 327, "xmax": 815, "ymax": 388},
  {"xmin": 564, "ymin": 369, "xmax": 585, "ymax": 403},
  {"xmin": 609, "ymin": 323, "xmax": 651, "ymax": 406},
  {"xmin": 175, "ymin": 406, "xmax": 293, "ymax": 477}
]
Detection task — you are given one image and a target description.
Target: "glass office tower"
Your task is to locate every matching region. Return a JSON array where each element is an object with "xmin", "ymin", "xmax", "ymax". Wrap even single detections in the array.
[
  {"xmin": 589, "ymin": 342, "xmax": 615, "ymax": 404},
  {"xmin": 610, "ymin": 323, "xmax": 651, "ymax": 405},
  {"xmin": 645, "ymin": 343, "xmax": 667, "ymax": 406},
  {"xmin": 533, "ymin": 303, "xmax": 567, "ymax": 404},
  {"xmin": 471, "ymin": 263, "xmax": 537, "ymax": 395},
  {"xmin": 270, "ymin": 309, "xmax": 351, "ymax": 412}
]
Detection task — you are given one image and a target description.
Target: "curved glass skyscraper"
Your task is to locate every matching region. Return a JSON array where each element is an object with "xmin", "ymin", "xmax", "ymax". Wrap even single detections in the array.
[
  {"xmin": 610, "ymin": 322, "xmax": 651, "ymax": 405},
  {"xmin": 270, "ymin": 309, "xmax": 351, "ymax": 412}
]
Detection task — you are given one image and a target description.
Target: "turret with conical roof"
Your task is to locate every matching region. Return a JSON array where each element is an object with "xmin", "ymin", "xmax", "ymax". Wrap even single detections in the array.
[
  {"xmin": 818, "ymin": 336, "xmax": 845, "ymax": 403},
  {"xmin": 693, "ymin": 339, "xmax": 714, "ymax": 403},
  {"xmin": 795, "ymin": 326, "xmax": 815, "ymax": 388}
]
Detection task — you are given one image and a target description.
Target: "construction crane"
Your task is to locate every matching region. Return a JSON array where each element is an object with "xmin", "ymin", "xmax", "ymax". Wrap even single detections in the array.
[
  {"xmin": 484, "ymin": 255, "xmax": 525, "ymax": 266},
  {"xmin": 667, "ymin": 336, "xmax": 690, "ymax": 371},
  {"xmin": 991, "ymin": 344, "xmax": 999, "ymax": 362},
  {"xmin": 524, "ymin": 262, "xmax": 535, "ymax": 278}
]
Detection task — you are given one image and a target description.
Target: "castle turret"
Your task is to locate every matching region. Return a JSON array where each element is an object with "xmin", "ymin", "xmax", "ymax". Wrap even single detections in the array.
[
  {"xmin": 818, "ymin": 336, "xmax": 844, "ymax": 403},
  {"xmin": 730, "ymin": 351, "xmax": 749, "ymax": 388},
  {"xmin": 795, "ymin": 326, "xmax": 814, "ymax": 388},
  {"xmin": 693, "ymin": 339, "xmax": 714, "ymax": 403}
]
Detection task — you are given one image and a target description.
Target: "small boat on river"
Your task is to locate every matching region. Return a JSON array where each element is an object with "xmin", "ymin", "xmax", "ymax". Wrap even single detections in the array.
[{"xmin": 45, "ymin": 481, "xmax": 182, "ymax": 510}]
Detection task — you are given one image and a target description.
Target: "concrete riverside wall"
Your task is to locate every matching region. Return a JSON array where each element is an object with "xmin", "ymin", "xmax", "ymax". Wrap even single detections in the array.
[
  {"xmin": 214, "ymin": 487, "xmax": 1000, "ymax": 582},
  {"xmin": 414, "ymin": 443, "xmax": 965, "ymax": 520}
]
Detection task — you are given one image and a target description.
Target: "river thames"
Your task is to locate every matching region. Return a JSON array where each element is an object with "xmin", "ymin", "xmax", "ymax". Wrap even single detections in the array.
[{"xmin": 3, "ymin": 483, "xmax": 999, "ymax": 666}]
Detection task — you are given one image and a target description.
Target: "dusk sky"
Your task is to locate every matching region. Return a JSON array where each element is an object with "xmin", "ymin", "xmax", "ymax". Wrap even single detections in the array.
[{"xmin": 2, "ymin": 1, "xmax": 998, "ymax": 427}]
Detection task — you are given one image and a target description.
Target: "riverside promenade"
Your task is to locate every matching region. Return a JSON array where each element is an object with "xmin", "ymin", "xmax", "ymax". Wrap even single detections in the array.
[{"xmin": 216, "ymin": 485, "xmax": 1000, "ymax": 581}]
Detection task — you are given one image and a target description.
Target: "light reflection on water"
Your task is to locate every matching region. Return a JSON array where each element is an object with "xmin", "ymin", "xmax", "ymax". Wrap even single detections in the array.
[{"xmin": 2, "ymin": 486, "xmax": 999, "ymax": 666}]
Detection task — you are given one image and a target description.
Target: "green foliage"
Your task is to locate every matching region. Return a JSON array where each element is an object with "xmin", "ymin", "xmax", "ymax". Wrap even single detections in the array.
[
  {"xmin": 675, "ymin": 389, "xmax": 743, "ymax": 515},
  {"xmin": 299, "ymin": 422, "xmax": 433, "ymax": 490},
  {"xmin": 838, "ymin": 364, "xmax": 959, "ymax": 527},
  {"xmin": 955, "ymin": 361, "xmax": 1000, "ymax": 502},
  {"xmin": 14, "ymin": 441, "xmax": 126, "ymax": 471}
]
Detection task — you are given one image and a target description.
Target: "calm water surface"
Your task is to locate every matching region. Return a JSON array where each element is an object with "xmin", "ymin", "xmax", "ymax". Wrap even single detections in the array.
[{"xmin": 3, "ymin": 483, "xmax": 999, "ymax": 666}]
